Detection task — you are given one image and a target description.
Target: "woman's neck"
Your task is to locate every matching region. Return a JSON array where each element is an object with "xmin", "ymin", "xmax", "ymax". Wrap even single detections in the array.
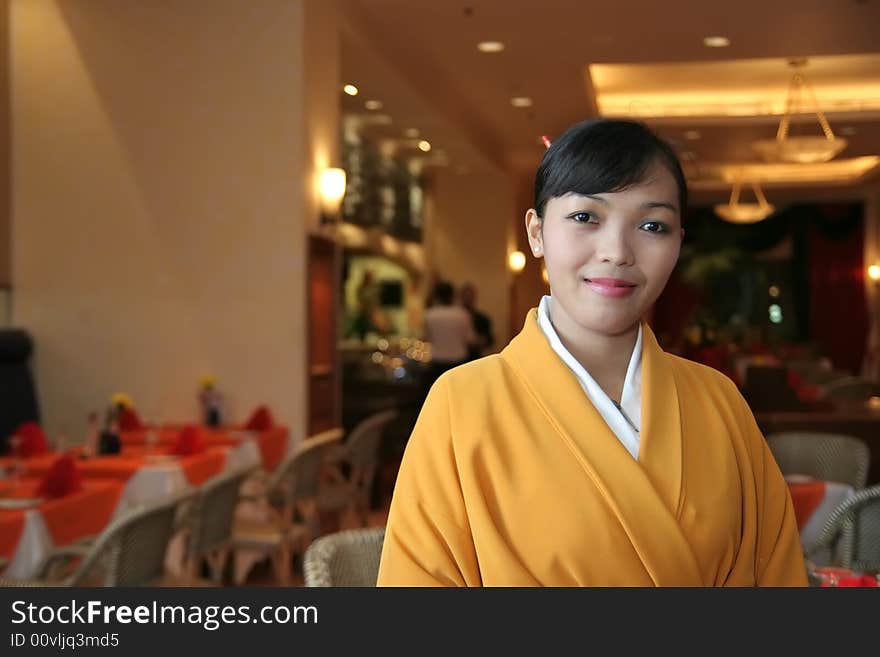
[{"xmin": 548, "ymin": 297, "xmax": 639, "ymax": 403}]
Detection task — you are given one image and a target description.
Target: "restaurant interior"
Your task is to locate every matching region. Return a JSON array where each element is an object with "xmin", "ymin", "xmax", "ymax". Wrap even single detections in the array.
[{"xmin": 1, "ymin": 0, "xmax": 880, "ymax": 587}]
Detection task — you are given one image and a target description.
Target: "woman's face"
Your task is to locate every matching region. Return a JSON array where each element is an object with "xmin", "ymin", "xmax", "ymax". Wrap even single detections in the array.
[{"xmin": 525, "ymin": 159, "xmax": 683, "ymax": 337}]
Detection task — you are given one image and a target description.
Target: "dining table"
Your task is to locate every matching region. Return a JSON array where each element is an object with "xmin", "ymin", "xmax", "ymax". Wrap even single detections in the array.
[
  {"xmin": 119, "ymin": 425, "xmax": 290, "ymax": 472},
  {"xmin": 0, "ymin": 477, "xmax": 124, "ymax": 580},
  {"xmin": 0, "ymin": 424, "xmax": 293, "ymax": 580},
  {"xmin": 756, "ymin": 397, "xmax": 880, "ymax": 485},
  {"xmin": 786, "ymin": 475, "xmax": 856, "ymax": 563}
]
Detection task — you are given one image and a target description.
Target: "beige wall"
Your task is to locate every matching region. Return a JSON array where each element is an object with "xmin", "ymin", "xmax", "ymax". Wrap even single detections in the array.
[
  {"xmin": 511, "ymin": 169, "xmax": 550, "ymax": 337},
  {"xmin": 0, "ymin": 0, "xmax": 9, "ymax": 287},
  {"xmin": 425, "ymin": 168, "xmax": 515, "ymax": 349},
  {"xmin": 302, "ymin": 0, "xmax": 340, "ymax": 233},
  {"xmin": 11, "ymin": 0, "xmax": 338, "ymax": 440}
]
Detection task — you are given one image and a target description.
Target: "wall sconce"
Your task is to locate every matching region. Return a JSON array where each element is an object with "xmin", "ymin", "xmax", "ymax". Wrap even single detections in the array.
[
  {"xmin": 868, "ymin": 264, "xmax": 880, "ymax": 283},
  {"xmin": 508, "ymin": 251, "xmax": 526, "ymax": 273},
  {"xmin": 319, "ymin": 167, "xmax": 346, "ymax": 224}
]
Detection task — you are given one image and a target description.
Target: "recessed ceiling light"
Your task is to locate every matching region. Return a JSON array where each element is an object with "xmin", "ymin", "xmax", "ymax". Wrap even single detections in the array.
[
  {"xmin": 703, "ymin": 36, "xmax": 730, "ymax": 48},
  {"xmin": 343, "ymin": 84, "xmax": 359, "ymax": 96},
  {"xmin": 404, "ymin": 128, "xmax": 420, "ymax": 138},
  {"xmin": 684, "ymin": 130, "xmax": 701, "ymax": 140},
  {"xmin": 418, "ymin": 140, "xmax": 432, "ymax": 152},
  {"xmin": 364, "ymin": 99, "xmax": 383, "ymax": 110},
  {"xmin": 511, "ymin": 97, "xmax": 533, "ymax": 108},
  {"xmin": 477, "ymin": 41, "xmax": 505, "ymax": 53},
  {"xmin": 839, "ymin": 126, "xmax": 857, "ymax": 136}
]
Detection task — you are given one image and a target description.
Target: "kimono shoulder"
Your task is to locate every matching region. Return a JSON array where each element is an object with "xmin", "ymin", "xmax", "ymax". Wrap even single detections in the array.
[{"xmin": 663, "ymin": 352, "xmax": 767, "ymax": 457}]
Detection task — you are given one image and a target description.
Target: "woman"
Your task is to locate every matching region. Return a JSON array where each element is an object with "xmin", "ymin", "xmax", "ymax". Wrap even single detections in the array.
[{"xmin": 378, "ymin": 119, "xmax": 807, "ymax": 586}]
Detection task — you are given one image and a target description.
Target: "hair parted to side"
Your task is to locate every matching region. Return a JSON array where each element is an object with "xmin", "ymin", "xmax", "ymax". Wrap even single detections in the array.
[{"xmin": 533, "ymin": 119, "xmax": 688, "ymax": 219}]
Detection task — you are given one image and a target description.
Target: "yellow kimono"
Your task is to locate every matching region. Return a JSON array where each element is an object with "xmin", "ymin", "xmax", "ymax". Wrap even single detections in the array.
[{"xmin": 378, "ymin": 309, "xmax": 807, "ymax": 586}]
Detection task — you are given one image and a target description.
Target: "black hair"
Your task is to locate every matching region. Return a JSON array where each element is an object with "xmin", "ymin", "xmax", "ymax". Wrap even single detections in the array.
[
  {"xmin": 433, "ymin": 281, "xmax": 455, "ymax": 305},
  {"xmin": 533, "ymin": 118, "xmax": 687, "ymax": 219}
]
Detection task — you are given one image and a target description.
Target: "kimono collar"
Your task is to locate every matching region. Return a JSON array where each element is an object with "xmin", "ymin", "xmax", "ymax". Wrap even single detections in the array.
[{"xmin": 502, "ymin": 309, "xmax": 700, "ymax": 585}]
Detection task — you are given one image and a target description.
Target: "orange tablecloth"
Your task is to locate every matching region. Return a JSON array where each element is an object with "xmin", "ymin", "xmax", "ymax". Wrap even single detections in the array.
[
  {"xmin": 0, "ymin": 509, "xmax": 26, "ymax": 560},
  {"xmin": 0, "ymin": 479, "xmax": 123, "ymax": 560},
  {"xmin": 177, "ymin": 448, "xmax": 227, "ymax": 485},
  {"xmin": 120, "ymin": 426, "xmax": 289, "ymax": 471},
  {"xmin": 788, "ymin": 480, "xmax": 827, "ymax": 530},
  {"xmin": 2, "ymin": 448, "xmax": 227, "ymax": 487},
  {"xmin": 253, "ymin": 427, "xmax": 288, "ymax": 471}
]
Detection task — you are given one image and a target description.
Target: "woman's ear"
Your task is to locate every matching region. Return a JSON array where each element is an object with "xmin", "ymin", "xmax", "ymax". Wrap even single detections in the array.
[
  {"xmin": 680, "ymin": 227, "xmax": 686, "ymax": 240},
  {"xmin": 525, "ymin": 209, "xmax": 543, "ymax": 257}
]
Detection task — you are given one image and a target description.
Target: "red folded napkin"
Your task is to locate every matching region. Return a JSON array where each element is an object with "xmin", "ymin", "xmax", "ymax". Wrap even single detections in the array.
[
  {"xmin": 117, "ymin": 406, "xmax": 145, "ymax": 431},
  {"xmin": 167, "ymin": 425, "xmax": 206, "ymax": 456},
  {"xmin": 35, "ymin": 454, "xmax": 83, "ymax": 499},
  {"xmin": 13, "ymin": 421, "xmax": 51, "ymax": 458},
  {"xmin": 243, "ymin": 405, "xmax": 275, "ymax": 432},
  {"xmin": 831, "ymin": 574, "xmax": 879, "ymax": 587}
]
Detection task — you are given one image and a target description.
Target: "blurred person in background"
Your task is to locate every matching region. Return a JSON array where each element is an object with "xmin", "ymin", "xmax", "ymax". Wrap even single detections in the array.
[
  {"xmin": 423, "ymin": 281, "xmax": 476, "ymax": 388},
  {"xmin": 460, "ymin": 282, "xmax": 494, "ymax": 361}
]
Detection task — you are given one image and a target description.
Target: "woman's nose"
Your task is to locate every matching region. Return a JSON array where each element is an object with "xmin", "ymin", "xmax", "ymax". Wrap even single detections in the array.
[{"xmin": 596, "ymin": 229, "xmax": 634, "ymax": 266}]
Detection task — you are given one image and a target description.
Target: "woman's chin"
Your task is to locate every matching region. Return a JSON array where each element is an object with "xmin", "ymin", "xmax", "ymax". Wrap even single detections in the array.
[{"xmin": 574, "ymin": 312, "xmax": 641, "ymax": 337}]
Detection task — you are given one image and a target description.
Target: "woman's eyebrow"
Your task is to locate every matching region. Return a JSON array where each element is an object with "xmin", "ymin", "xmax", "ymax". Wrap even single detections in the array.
[{"xmin": 641, "ymin": 201, "xmax": 677, "ymax": 212}]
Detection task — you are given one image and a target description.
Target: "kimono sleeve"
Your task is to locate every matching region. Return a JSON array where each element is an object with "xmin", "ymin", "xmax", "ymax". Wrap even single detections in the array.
[
  {"xmin": 734, "ymin": 394, "xmax": 808, "ymax": 586},
  {"xmin": 377, "ymin": 376, "xmax": 481, "ymax": 586},
  {"xmin": 755, "ymin": 438, "xmax": 809, "ymax": 586}
]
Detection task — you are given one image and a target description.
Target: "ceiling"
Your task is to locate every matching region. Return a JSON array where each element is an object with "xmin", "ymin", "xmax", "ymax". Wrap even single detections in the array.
[{"xmin": 340, "ymin": 0, "xmax": 880, "ymax": 197}]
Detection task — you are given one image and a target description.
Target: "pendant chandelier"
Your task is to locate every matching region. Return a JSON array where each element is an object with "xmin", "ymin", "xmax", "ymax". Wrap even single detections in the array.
[
  {"xmin": 714, "ymin": 178, "xmax": 775, "ymax": 224},
  {"xmin": 751, "ymin": 59, "xmax": 848, "ymax": 164}
]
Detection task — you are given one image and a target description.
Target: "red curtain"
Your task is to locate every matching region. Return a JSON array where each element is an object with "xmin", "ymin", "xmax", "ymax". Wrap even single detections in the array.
[
  {"xmin": 809, "ymin": 205, "xmax": 867, "ymax": 375},
  {"xmin": 649, "ymin": 270, "xmax": 704, "ymax": 352}
]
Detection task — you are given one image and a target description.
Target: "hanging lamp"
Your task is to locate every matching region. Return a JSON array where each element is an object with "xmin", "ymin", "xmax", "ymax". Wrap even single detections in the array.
[
  {"xmin": 714, "ymin": 177, "xmax": 775, "ymax": 224},
  {"xmin": 751, "ymin": 59, "xmax": 848, "ymax": 164}
]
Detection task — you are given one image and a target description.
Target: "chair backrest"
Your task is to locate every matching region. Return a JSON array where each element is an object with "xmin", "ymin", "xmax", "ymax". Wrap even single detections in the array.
[
  {"xmin": 344, "ymin": 409, "xmax": 398, "ymax": 471},
  {"xmin": 808, "ymin": 485, "xmax": 880, "ymax": 572},
  {"xmin": 303, "ymin": 527, "xmax": 385, "ymax": 587},
  {"xmin": 270, "ymin": 428, "xmax": 343, "ymax": 504},
  {"xmin": 189, "ymin": 467, "xmax": 254, "ymax": 558},
  {"xmin": 766, "ymin": 432, "xmax": 870, "ymax": 489},
  {"xmin": 71, "ymin": 489, "xmax": 194, "ymax": 586}
]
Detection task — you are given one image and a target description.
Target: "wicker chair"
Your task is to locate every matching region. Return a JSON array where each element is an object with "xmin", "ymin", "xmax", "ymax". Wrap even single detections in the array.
[
  {"xmin": 805, "ymin": 484, "xmax": 880, "ymax": 573},
  {"xmin": 766, "ymin": 432, "xmax": 870, "ymax": 489},
  {"xmin": 321, "ymin": 409, "xmax": 399, "ymax": 526},
  {"xmin": 230, "ymin": 428, "xmax": 343, "ymax": 585},
  {"xmin": 303, "ymin": 527, "xmax": 385, "ymax": 587},
  {"xmin": 1, "ymin": 490, "xmax": 194, "ymax": 586},
  {"xmin": 184, "ymin": 466, "xmax": 255, "ymax": 584}
]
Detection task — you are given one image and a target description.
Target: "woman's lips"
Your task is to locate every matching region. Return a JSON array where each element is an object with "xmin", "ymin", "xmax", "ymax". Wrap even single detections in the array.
[{"xmin": 584, "ymin": 277, "xmax": 637, "ymax": 298}]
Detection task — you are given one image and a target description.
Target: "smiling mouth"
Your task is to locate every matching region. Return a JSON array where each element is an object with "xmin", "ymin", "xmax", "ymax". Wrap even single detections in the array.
[
  {"xmin": 584, "ymin": 277, "xmax": 638, "ymax": 298},
  {"xmin": 584, "ymin": 277, "xmax": 637, "ymax": 288}
]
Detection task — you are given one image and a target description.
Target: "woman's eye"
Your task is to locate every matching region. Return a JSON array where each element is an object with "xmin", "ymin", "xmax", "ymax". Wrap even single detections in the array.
[
  {"xmin": 640, "ymin": 220, "xmax": 667, "ymax": 233},
  {"xmin": 570, "ymin": 212, "xmax": 597, "ymax": 223}
]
